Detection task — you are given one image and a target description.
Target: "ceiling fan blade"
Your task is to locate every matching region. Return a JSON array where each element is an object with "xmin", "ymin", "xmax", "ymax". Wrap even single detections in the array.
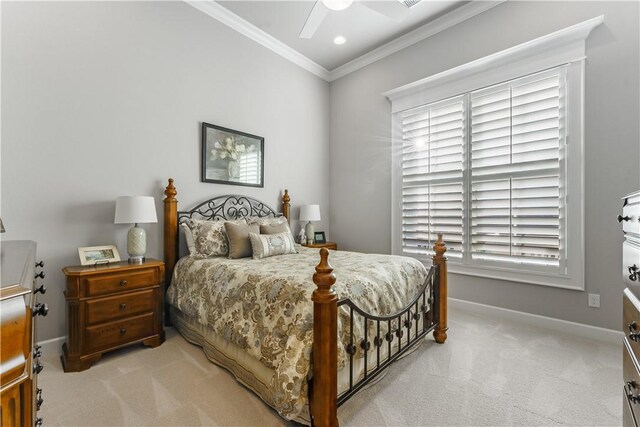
[
  {"xmin": 299, "ymin": 1, "xmax": 329, "ymax": 39},
  {"xmin": 360, "ymin": 1, "xmax": 409, "ymax": 23}
]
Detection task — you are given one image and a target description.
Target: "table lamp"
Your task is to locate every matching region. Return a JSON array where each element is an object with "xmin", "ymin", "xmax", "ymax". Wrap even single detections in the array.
[
  {"xmin": 299, "ymin": 205, "xmax": 321, "ymax": 245},
  {"xmin": 114, "ymin": 196, "xmax": 157, "ymax": 263}
]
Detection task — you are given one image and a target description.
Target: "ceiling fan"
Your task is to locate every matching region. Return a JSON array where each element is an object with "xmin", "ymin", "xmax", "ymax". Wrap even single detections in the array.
[{"xmin": 300, "ymin": 0, "xmax": 421, "ymax": 39}]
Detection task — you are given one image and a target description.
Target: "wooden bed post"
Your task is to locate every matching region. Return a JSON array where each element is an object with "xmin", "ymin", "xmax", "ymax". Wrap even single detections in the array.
[
  {"xmin": 432, "ymin": 233, "xmax": 448, "ymax": 344},
  {"xmin": 311, "ymin": 248, "xmax": 338, "ymax": 427},
  {"xmin": 282, "ymin": 189, "xmax": 290, "ymax": 223},
  {"xmin": 163, "ymin": 178, "xmax": 178, "ymax": 326}
]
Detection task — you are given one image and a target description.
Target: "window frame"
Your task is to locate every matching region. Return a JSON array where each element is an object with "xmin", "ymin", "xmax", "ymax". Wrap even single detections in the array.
[{"xmin": 387, "ymin": 17, "xmax": 603, "ymax": 290}]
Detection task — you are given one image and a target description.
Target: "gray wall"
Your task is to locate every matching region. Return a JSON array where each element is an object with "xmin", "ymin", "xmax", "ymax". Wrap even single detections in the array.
[
  {"xmin": 1, "ymin": 1, "xmax": 330, "ymax": 342},
  {"xmin": 329, "ymin": 1, "xmax": 640, "ymax": 330}
]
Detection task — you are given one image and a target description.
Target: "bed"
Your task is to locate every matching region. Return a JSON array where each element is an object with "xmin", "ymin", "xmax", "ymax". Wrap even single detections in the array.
[{"xmin": 162, "ymin": 178, "xmax": 448, "ymax": 426}]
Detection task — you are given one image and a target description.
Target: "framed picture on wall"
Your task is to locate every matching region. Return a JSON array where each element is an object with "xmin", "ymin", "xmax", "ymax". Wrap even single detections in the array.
[{"xmin": 201, "ymin": 122, "xmax": 264, "ymax": 188}]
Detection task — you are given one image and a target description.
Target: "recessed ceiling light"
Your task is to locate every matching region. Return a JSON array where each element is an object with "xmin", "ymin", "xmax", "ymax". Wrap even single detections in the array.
[
  {"xmin": 322, "ymin": 0, "xmax": 353, "ymax": 11},
  {"xmin": 334, "ymin": 36, "xmax": 346, "ymax": 45}
]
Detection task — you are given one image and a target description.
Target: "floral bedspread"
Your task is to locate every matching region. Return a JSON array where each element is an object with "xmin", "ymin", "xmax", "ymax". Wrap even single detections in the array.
[{"xmin": 166, "ymin": 246, "xmax": 428, "ymax": 420}]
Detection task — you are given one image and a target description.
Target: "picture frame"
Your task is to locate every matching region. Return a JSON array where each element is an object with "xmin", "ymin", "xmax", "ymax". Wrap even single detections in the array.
[
  {"xmin": 78, "ymin": 245, "xmax": 121, "ymax": 266},
  {"xmin": 201, "ymin": 122, "xmax": 264, "ymax": 188},
  {"xmin": 314, "ymin": 231, "xmax": 326, "ymax": 244}
]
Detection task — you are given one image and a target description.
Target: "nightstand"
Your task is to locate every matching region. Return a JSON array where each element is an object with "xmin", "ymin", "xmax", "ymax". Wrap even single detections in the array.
[
  {"xmin": 302, "ymin": 242, "xmax": 338, "ymax": 250},
  {"xmin": 61, "ymin": 259, "xmax": 165, "ymax": 372}
]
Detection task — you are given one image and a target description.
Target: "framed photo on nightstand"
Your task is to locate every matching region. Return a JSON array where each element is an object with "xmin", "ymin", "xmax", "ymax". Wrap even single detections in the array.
[
  {"xmin": 314, "ymin": 231, "xmax": 326, "ymax": 244},
  {"xmin": 78, "ymin": 245, "xmax": 120, "ymax": 266}
]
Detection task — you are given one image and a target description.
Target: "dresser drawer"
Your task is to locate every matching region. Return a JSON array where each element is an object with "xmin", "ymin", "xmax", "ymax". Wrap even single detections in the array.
[
  {"xmin": 0, "ymin": 297, "xmax": 29, "ymax": 386},
  {"xmin": 623, "ymin": 193, "xmax": 640, "ymax": 237},
  {"xmin": 85, "ymin": 289, "xmax": 155, "ymax": 325},
  {"xmin": 625, "ymin": 241, "xmax": 640, "ymax": 288},
  {"xmin": 85, "ymin": 313, "xmax": 154, "ymax": 354},
  {"xmin": 624, "ymin": 289, "xmax": 640, "ymax": 350},
  {"xmin": 625, "ymin": 387, "xmax": 637, "ymax": 427},
  {"xmin": 83, "ymin": 269, "xmax": 157, "ymax": 298},
  {"xmin": 624, "ymin": 340, "xmax": 640, "ymax": 424}
]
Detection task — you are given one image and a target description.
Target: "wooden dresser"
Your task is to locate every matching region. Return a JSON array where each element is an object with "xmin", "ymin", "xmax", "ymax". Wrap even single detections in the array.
[
  {"xmin": 1, "ymin": 241, "xmax": 47, "ymax": 427},
  {"xmin": 622, "ymin": 191, "xmax": 640, "ymax": 426},
  {"xmin": 61, "ymin": 259, "xmax": 165, "ymax": 372}
]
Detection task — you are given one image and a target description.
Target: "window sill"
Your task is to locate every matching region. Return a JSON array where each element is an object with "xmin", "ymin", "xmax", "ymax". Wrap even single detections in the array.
[{"xmin": 446, "ymin": 262, "xmax": 584, "ymax": 291}]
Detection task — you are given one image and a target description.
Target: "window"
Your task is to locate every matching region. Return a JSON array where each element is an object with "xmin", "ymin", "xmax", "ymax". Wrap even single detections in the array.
[{"xmin": 387, "ymin": 17, "xmax": 602, "ymax": 289}]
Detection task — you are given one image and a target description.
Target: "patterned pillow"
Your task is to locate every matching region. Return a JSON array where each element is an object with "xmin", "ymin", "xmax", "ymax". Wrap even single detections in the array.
[
  {"xmin": 248, "ymin": 232, "xmax": 298, "ymax": 260},
  {"xmin": 186, "ymin": 218, "xmax": 245, "ymax": 258}
]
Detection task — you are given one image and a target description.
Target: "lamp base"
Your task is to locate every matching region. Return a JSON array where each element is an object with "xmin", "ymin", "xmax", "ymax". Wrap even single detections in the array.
[
  {"xmin": 127, "ymin": 224, "xmax": 147, "ymax": 264},
  {"xmin": 305, "ymin": 221, "xmax": 315, "ymax": 245}
]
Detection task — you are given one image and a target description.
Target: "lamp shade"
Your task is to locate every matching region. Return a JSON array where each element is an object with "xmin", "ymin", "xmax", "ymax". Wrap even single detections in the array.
[
  {"xmin": 299, "ymin": 205, "xmax": 321, "ymax": 222},
  {"xmin": 114, "ymin": 196, "xmax": 158, "ymax": 224}
]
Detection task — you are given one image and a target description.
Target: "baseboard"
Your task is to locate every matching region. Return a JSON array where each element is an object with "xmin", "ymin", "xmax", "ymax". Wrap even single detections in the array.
[
  {"xmin": 37, "ymin": 336, "xmax": 65, "ymax": 357},
  {"xmin": 449, "ymin": 298, "xmax": 623, "ymax": 345}
]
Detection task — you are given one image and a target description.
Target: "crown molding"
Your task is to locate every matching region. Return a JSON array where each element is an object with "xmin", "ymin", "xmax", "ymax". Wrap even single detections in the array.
[
  {"xmin": 185, "ymin": 0, "xmax": 331, "ymax": 81},
  {"xmin": 185, "ymin": 0, "xmax": 506, "ymax": 83},
  {"xmin": 329, "ymin": 1, "xmax": 506, "ymax": 81}
]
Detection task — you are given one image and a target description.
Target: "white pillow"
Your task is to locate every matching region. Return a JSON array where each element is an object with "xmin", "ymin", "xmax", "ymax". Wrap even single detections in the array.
[{"xmin": 248, "ymin": 231, "xmax": 297, "ymax": 260}]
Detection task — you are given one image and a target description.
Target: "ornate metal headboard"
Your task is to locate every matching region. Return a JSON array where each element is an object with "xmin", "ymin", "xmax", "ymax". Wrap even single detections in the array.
[{"xmin": 177, "ymin": 194, "xmax": 280, "ymax": 226}]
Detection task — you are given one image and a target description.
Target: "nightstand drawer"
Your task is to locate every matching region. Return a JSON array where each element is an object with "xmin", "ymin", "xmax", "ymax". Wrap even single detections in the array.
[
  {"xmin": 85, "ymin": 289, "xmax": 155, "ymax": 325},
  {"xmin": 84, "ymin": 269, "xmax": 156, "ymax": 297},
  {"xmin": 85, "ymin": 313, "xmax": 154, "ymax": 353}
]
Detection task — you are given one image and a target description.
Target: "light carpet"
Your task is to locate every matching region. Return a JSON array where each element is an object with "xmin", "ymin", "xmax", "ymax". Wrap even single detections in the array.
[{"xmin": 39, "ymin": 306, "xmax": 621, "ymax": 426}]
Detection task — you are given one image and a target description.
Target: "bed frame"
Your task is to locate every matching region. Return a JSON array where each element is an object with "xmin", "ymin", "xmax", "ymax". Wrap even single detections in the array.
[{"xmin": 162, "ymin": 178, "xmax": 448, "ymax": 427}]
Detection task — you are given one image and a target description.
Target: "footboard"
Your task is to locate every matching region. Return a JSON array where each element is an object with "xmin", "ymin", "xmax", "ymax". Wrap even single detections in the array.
[{"xmin": 311, "ymin": 235, "xmax": 448, "ymax": 427}]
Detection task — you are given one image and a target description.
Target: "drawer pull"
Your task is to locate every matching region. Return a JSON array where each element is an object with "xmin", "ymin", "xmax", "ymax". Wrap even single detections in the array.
[
  {"xmin": 629, "ymin": 322, "xmax": 640, "ymax": 341},
  {"xmin": 35, "ymin": 271, "xmax": 45, "ymax": 279},
  {"xmin": 33, "ymin": 360, "xmax": 44, "ymax": 374},
  {"xmin": 35, "ymin": 260, "xmax": 44, "ymax": 268},
  {"xmin": 627, "ymin": 381, "xmax": 640, "ymax": 404},
  {"xmin": 630, "ymin": 265, "xmax": 639, "ymax": 282},
  {"xmin": 34, "ymin": 284, "xmax": 47, "ymax": 295},
  {"xmin": 34, "ymin": 344, "xmax": 42, "ymax": 358},
  {"xmin": 35, "ymin": 417, "xmax": 43, "ymax": 427},
  {"xmin": 618, "ymin": 215, "xmax": 632, "ymax": 223},
  {"xmin": 36, "ymin": 387, "xmax": 43, "ymax": 410},
  {"xmin": 120, "ymin": 280, "xmax": 127, "ymax": 287},
  {"xmin": 119, "ymin": 303, "xmax": 127, "ymax": 310},
  {"xmin": 32, "ymin": 303, "xmax": 49, "ymax": 317},
  {"xmin": 120, "ymin": 328, "xmax": 127, "ymax": 335}
]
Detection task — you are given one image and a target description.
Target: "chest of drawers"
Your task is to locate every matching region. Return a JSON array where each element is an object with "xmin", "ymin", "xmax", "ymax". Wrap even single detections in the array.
[
  {"xmin": 61, "ymin": 259, "xmax": 165, "ymax": 372},
  {"xmin": 1, "ymin": 241, "xmax": 47, "ymax": 426},
  {"xmin": 621, "ymin": 191, "xmax": 640, "ymax": 426}
]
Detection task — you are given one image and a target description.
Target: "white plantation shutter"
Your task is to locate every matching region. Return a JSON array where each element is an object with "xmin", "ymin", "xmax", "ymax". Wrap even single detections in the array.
[
  {"xmin": 469, "ymin": 69, "xmax": 564, "ymax": 268},
  {"xmin": 390, "ymin": 25, "xmax": 592, "ymax": 288},
  {"xmin": 401, "ymin": 96, "xmax": 464, "ymax": 258}
]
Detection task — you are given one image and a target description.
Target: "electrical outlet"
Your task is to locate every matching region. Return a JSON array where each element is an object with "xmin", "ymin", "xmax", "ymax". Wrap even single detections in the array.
[{"xmin": 588, "ymin": 293, "xmax": 600, "ymax": 308}]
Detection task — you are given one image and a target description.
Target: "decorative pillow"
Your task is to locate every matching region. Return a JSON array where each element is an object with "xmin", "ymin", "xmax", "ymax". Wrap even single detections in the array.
[
  {"xmin": 181, "ymin": 223, "xmax": 196, "ymax": 255},
  {"xmin": 225, "ymin": 221, "xmax": 260, "ymax": 259},
  {"xmin": 246, "ymin": 215, "xmax": 288, "ymax": 227},
  {"xmin": 186, "ymin": 218, "xmax": 233, "ymax": 258},
  {"xmin": 260, "ymin": 222, "xmax": 292, "ymax": 235},
  {"xmin": 249, "ymin": 232, "xmax": 298, "ymax": 260}
]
